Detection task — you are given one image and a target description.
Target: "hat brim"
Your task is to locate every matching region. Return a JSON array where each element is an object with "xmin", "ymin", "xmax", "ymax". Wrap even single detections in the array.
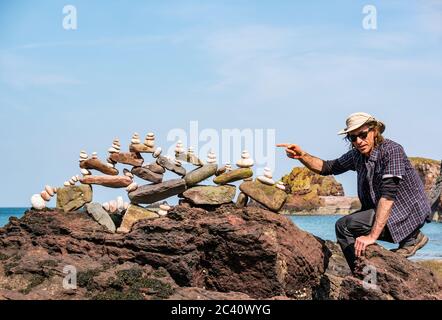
[{"xmin": 338, "ymin": 120, "xmax": 386, "ymax": 135}]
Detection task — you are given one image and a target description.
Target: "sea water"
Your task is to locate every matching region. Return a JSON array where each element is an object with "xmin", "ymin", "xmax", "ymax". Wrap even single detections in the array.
[{"xmin": 0, "ymin": 208, "xmax": 440, "ymax": 260}]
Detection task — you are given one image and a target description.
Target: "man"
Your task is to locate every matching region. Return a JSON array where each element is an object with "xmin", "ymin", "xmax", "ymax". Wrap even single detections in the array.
[{"xmin": 277, "ymin": 112, "xmax": 431, "ymax": 272}]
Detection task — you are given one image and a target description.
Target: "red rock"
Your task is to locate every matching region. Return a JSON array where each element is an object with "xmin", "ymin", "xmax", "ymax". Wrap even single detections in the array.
[
  {"xmin": 0, "ymin": 205, "xmax": 440, "ymax": 300},
  {"xmin": 410, "ymin": 157, "xmax": 441, "ymax": 194},
  {"xmin": 129, "ymin": 143, "xmax": 155, "ymax": 154},
  {"xmin": 80, "ymin": 158, "xmax": 119, "ymax": 176},
  {"xmin": 80, "ymin": 175, "xmax": 132, "ymax": 188},
  {"xmin": 109, "ymin": 152, "xmax": 144, "ymax": 167}
]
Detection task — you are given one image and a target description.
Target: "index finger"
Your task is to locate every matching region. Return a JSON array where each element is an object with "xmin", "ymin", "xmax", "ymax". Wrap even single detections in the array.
[{"xmin": 276, "ymin": 143, "xmax": 290, "ymax": 148}]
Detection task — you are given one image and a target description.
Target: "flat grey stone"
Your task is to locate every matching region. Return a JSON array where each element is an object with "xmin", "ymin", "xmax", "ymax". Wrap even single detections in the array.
[
  {"xmin": 129, "ymin": 179, "xmax": 187, "ymax": 204},
  {"xmin": 86, "ymin": 203, "xmax": 116, "ymax": 233}
]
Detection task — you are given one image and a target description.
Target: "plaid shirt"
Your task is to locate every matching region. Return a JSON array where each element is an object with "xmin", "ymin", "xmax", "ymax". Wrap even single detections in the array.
[{"xmin": 323, "ymin": 139, "xmax": 431, "ymax": 243}]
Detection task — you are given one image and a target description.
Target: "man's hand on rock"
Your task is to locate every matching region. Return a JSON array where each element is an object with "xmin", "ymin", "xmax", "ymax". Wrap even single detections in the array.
[
  {"xmin": 355, "ymin": 235, "xmax": 376, "ymax": 257},
  {"xmin": 276, "ymin": 143, "xmax": 305, "ymax": 159}
]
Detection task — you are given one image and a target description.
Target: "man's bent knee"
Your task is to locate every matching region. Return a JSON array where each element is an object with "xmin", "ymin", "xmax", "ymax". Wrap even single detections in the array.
[{"xmin": 335, "ymin": 216, "xmax": 347, "ymax": 233}]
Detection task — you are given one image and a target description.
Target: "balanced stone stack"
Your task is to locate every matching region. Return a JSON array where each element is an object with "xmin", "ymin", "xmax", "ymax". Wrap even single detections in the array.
[
  {"xmin": 30, "ymin": 132, "xmax": 289, "ymax": 235},
  {"xmin": 239, "ymin": 167, "xmax": 288, "ymax": 212}
]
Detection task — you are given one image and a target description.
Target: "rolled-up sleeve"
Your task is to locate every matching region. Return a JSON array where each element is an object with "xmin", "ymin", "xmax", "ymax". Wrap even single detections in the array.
[
  {"xmin": 382, "ymin": 144, "xmax": 406, "ymax": 180},
  {"xmin": 321, "ymin": 149, "xmax": 357, "ymax": 176}
]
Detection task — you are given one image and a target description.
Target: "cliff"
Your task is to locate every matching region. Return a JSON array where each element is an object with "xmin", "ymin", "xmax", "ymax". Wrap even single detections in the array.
[
  {"xmin": 409, "ymin": 157, "xmax": 441, "ymax": 194},
  {"xmin": 281, "ymin": 167, "xmax": 360, "ymax": 214},
  {"xmin": 0, "ymin": 205, "xmax": 440, "ymax": 300},
  {"xmin": 282, "ymin": 167, "xmax": 344, "ymax": 197}
]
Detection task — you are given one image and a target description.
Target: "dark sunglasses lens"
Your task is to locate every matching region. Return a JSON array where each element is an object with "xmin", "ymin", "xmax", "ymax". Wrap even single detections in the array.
[{"xmin": 348, "ymin": 130, "xmax": 369, "ymax": 142}]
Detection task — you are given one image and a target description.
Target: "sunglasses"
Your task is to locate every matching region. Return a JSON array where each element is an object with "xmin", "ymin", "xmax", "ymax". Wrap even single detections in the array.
[{"xmin": 347, "ymin": 128, "xmax": 372, "ymax": 142}]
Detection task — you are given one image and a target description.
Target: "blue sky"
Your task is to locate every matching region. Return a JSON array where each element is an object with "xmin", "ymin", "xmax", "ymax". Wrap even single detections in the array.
[{"xmin": 0, "ymin": 0, "xmax": 441, "ymax": 206}]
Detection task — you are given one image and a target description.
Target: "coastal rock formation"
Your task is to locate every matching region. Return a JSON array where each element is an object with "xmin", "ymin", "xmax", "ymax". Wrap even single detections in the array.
[
  {"xmin": 281, "ymin": 167, "xmax": 346, "ymax": 214},
  {"xmin": 283, "ymin": 196, "xmax": 361, "ymax": 215},
  {"xmin": 0, "ymin": 205, "xmax": 440, "ymax": 300},
  {"xmin": 431, "ymin": 177, "xmax": 442, "ymax": 222},
  {"xmin": 410, "ymin": 157, "xmax": 442, "ymax": 221},
  {"xmin": 410, "ymin": 157, "xmax": 441, "ymax": 194},
  {"xmin": 282, "ymin": 167, "xmax": 345, "ymax": 197}
]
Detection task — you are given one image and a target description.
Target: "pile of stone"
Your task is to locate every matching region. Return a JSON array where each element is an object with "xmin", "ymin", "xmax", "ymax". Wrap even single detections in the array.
[{"xmin": 30, "ymin": 133, "xmax": 288, "ymax": 234}]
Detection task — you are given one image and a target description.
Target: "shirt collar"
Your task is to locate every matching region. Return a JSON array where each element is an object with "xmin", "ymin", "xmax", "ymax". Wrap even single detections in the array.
[{"xmin": 368, "ymin": 145, "xmax": 380, "ymax": 162}]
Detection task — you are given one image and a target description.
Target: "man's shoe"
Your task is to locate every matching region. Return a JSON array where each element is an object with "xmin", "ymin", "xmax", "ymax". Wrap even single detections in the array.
[{"xmin": 393, "ymin": 232, "xmax": 429, "ymax": 258}]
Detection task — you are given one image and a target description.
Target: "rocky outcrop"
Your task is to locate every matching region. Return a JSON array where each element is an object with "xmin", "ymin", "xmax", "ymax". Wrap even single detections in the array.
[
  {"xmin": 282, "ymin": 167, "xmax": 344, "ymax": 197},
  {"xmin": 0, "ymin": 205, "xmax": 440, "ymax": 300},
  {"xmin": 410, "ymin": 157, "xmax": 442, "ymax": 221},
  {"xmin": 281, "ymin": 167, "xmax": 347, "ymax": 213},
  {"xmin": 282, "ymin": 196, "xmax": 361, "ymax": 215},
  {"xmin": 410, "ymin": 157, "xmax": 441, "ymax": 194}
]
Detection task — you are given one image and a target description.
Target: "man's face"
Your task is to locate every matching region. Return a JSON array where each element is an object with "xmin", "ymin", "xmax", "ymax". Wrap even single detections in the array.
[{"xmin": 348, "ymin": 124, "xmax": 376, "ymax": 156}]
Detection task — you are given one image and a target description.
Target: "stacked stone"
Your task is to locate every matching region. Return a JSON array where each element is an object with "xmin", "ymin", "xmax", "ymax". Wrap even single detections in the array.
[
  {"xmin": 179, "ymin": 150, "xmax": 239, "ymax": 206},
  {"xmin": 30, "ymin": 132, "xmax": 289, "ymax": 235},
  {"xmin": 239, "ymin": 166, "xmax": 288, "ymax": 213},
  {"xmin": 129, "ymin": 132, "xmax": 156, "ymax": 153},
  {"xmin": 80, "ymin": 150, "xmax": 119, "ymax": 176},
  {"xmin": 129, "ymin": 147, "xmax": 221, "ymax": 210},
  {"xmin": 78, "ymin": 140, "xmax": 135, "ymax": 189},
  {"xmin": 31, "ymin": 186, "xmax": 58, "ymax": 210},
  {"xmin": 102, "ymin": 196, "xmax": 130, "ymax": 214}
]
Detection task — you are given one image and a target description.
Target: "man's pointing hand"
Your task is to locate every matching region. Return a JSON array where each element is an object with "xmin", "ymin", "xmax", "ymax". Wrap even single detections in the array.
[{"xmin": 276, "ymin": 143, "xmax": 305, "ymax": 159}]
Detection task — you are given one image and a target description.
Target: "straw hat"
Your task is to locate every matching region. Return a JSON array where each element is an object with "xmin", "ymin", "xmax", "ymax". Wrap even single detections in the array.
[{"xmin": 338, "ymin": 112, "xmax": 385, "ymax": 135}]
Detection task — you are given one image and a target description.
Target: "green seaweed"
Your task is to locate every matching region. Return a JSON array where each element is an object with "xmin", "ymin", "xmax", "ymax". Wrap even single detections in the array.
[
  {"xmin": 4, "ymin": 261, "xmax": 19, "ymax": 276},
  {"xmin": 139, "ymin": 277, "xmax": 174, "ymax": 299},
  {"xmin": 77, "ymin": 268, "xmax": 102, "ymax": 291},
  {"xmin": 20, "ymin": 274, "xmax": 46, "ymax": 295},
  {"xmin": 38, "ymin": 259, "xmax": 58, "ymax": 268},
  {"xmin": 93, "ymin": 289, "xmax": 144, "ymax": 300},
  {"xmin": 103, "ymin": 267, "xmax": 174, "ymax": 300},
  {"xmin": 153, "ymin": 268, "xmax": 168, "ymax": 278}
]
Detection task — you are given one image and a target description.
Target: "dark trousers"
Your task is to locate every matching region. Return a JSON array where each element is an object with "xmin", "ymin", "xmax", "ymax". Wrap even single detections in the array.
[
  {"xmin": 335, "ymin": 209, "xmax": 424, "ymax": 272},
  {"xmin": 335, "ymin": 209, "xmax": 394, "ymax": 272}
]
